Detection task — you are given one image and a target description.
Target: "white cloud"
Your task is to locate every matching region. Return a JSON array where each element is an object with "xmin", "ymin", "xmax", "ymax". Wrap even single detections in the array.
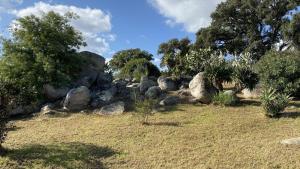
[
  {"xmin": 149, "ymin": 0, "xmax": 225, "ymax": 33},
  {"xmin": 11, "ymin": 2, "xmax": 114, "ymax": 56}
]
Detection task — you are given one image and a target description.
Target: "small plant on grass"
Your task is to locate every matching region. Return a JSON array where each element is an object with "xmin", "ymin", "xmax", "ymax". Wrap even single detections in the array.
[
  {"xmin": 134, "ymin": 98, "xmax": 158, "ymax": 125},
  {"xmin": 261, "ymin": 88, "xmax": 290, "ymax": 118},
  {"xmin": 212, "ymin": 91, "xmax": 238, "ymax": 106}
]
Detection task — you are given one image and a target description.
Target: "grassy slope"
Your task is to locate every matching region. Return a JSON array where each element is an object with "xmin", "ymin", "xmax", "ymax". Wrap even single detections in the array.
[{"xmin": 0, "ymin": 101, "xmax": 300, "ymax": 169}]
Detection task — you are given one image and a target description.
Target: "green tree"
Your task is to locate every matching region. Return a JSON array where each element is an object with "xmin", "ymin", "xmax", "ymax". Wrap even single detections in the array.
[
  {"xmin": 195, "ymin": 0, "xmax": 298, "ymax": 60},
  {"xmin": 256, "ymin": 50, "xmax": 300, "ymax": 96},
  {"xmin": 282, "ymin": 13, "xmax": 300, "ymax": 50},
  {"xmin": 119, "ymin": 58, "xmax": 161, "ymax": 81},
  {"xmin": 109, "ymin": 49, "xmax": 159, "ymax": 80},
  {"xmin": 109, "ymin": 49, "xmax": 153, "ymax": 72},
  {"xmin": 158, "ymin": 38, "xmax": 191, "ymax": 76},
  {"xmin": 0, "ymin": 11, "xmax": 85, "ymax": 107}
]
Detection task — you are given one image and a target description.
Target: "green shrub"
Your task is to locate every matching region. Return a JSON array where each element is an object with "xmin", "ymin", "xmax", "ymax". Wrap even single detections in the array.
[
  {"xmin": 256, "ymin": 50, "xmax": 300, "ymax": 96},
  {"xmin": 119, "ymin": 58, "xmax": 160, "ymax": 81},
  {"xmin": 134, "ymin": 98, "xmax": 158, "ymax": 125},
  {"xmin": 232, "ymin": 52, "xmax": 259, "ymax": 91},
  {"xmin": 0, "ymin": 103, "xmax": 8, "ymax": 155},
  {"xmin": 0, "ymin": 12, "xmax": 85, "ymax": 108},
  {"xmin": 261, "ymin": 88, "xmax": 290, "ymax": 118},
  {"xmin": 212, "ymin": 91, "xmax": 238, "ymax": 106}
]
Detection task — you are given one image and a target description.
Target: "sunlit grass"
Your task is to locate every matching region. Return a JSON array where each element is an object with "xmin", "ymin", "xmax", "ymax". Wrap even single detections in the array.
[{"xmin": 1, "ymin": 100, "xmax": 300, "ymax": 169}]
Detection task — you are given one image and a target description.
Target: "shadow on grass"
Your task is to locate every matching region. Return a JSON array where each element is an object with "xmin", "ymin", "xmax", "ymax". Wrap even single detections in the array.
[
  {"xmin": 156, "ymin": 105, "xmax": 184, "ymax": 114},
  {"xmin": 5, "ymin": 142, "xmax": 117, "ymax": 169},
  {"xmin": 279, "ymin": 112, "xmax": 300, "ymax": 119},
  {"xmin": 146, "ymin": 121, "xmax": 182, "ymax": 127},
  {"xmin": 6, "ymin": 125, "xmax": 22, "ymax": 131},
  {"xmin": 232, "ymin": 99, "xmax": 261, "ymax": 107}
]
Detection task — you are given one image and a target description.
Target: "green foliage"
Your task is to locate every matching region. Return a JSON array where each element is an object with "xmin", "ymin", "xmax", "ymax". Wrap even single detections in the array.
[
  {"xmin": 134, "ymin": 98, "xmax": 158, "ymax": 125},
  {"xmin": 261, "ymin": 88, "xmax": 290, "ymax": 117},
  {"xmin": 109, "ymin": 49, "xmax": 159, "ymax": 80},
  {"xmin": 232, "ymin": 52, "xmax": 259, "ymax": 91},
  {"xmin": 282, "ymin": 13, "xmax": 300, "ymax": 50},
  {"xmin": 109, "ymin": 48, "xmax": 153, "ymax": 71},
  {"xmin": 0, "ymin": 103, "xmax": 8, "ymax": 155},
  {"xmin": 195, "ymin": 0, "xmax": 298, "ymax": 60},
  {"xmin": 158, "ymin": 38, "xmax": 191, "ymax": 76},
  {"xmin": 212, "ymin": 91, "xmax": 238, "ymax": 106},
  {"xmin": 119, "ymin": 58, "xmax": 160, "ymax": 81},
  {"xmin": 186, "ymin": 48, "xmax": 233, "ymax": 90},
  {"xmin": 185, "ymin": 48, "xmax": 214, "ymax": 74},
  {"xmin": 0, "ymin": 11, "xmax": 85, "ymax": 107},
  {"xmin": 256, "ymin": 50, "xmax": 300, "ymax": 95}
]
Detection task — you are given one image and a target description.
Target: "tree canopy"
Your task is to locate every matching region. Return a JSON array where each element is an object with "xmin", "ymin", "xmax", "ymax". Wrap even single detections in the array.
[
  {"xmin": 109, "ymin": 48, "xmax": 160, "ymax": 80},
  {"xmin": 195, "ymin": 0, "xmax": 299, "ymax": 60},
  {"xmin": 0, "ymin": 11, "xmax": 85, "ymax": 106},
  {"xmin": 109, "ymin": 48, "xmax": 153, "ymax": 72},
  {"xmin": 158, "ymin": 38, "xmax": 191, "ymax": 76}
]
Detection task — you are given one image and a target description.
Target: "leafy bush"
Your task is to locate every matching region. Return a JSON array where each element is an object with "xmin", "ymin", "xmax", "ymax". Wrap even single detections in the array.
[
  {"xmin": 134, "ymin": 98, "xmax": 158, "ymax": 125},
  {"xmin": 186, "ymin": 48, "xmax": 233, "ymax": 90},
  {"xmin": 212, "ymin": 91, "xmax": 238, "ymax": 106},
  {"xmin": 261, "ymin": 88, "xmax": 290, "ymax": 118},
  {"xmin": 0, "ymin": 12, "xmax": 85, "ymax": 108},
  {"xmin": 0, "ymin": 102, "xmax": 8, "ymax": 155},
  {"xmin": 232, "ymin": 52, "xmax": 259, "ymax": 91},
  {"xmin": 119, "ymin": 58, "xmax": 160, "ymax": 81},
  {"xmin": 109, "ymin": 48, "xmax": 153, "ymax": 72},
  {"xmin": 256, "ymin": 50, "xmax": 300, "ymax": 96}
]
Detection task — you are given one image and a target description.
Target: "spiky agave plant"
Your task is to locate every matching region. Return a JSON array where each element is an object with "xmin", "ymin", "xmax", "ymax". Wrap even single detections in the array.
[{"xmin": 261, "ymin": 88, "xmax": 290, "ymax": 117}]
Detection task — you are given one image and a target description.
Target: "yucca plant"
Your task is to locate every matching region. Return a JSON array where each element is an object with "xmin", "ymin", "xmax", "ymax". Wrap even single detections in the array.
[{"xmin": 261, "ymin": 88, "xmax": 290, "ymax": 117}]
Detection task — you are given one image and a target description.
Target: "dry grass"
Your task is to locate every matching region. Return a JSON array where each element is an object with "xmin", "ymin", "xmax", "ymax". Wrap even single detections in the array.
[{"xmin": 0, "ymin": 100, "xmax": 300, "ymax": 169}]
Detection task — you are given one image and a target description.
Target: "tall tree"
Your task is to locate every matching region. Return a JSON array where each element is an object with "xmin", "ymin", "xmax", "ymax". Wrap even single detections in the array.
[
  {"xmin": 282, "ymin": 13, "xmax": 300, "ymax": 50},
  {"xmin": 0, "ymin": 11, "xmax": 85, "ymax": 106},
  {"xmin": 109, "ymin": 48, "xmax": 153, "ymax": 72},
  {"xmin": 158, "ymin": 38, "xmax": 191, "ymax": 76},
  {"xmin": 195, "ymin": 0, "xmax": 298, "ymax": 60},
  {"xmin": 109, "ymin": 49, "xmax": 160, "ymax": 80}
]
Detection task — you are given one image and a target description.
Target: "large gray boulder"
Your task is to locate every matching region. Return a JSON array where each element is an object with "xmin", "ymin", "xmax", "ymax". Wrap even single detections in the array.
[
  {"xmin": 43, "ymin": 84, "xmax": 69, "ymax": 101},
  {"xmin": 140, "ymin": 76, "xmax": 157, "ymax": 93},
  {"xmin": 145, "ymin": 86, "xmax": 162, "ymax": 99},
  {"xmin": 189, "ymin": 72, "xmax": 217, "ymax": 104},
  {"xmin": 157, "ymin": 76, "xmax": 177, "ymax": 91},
  {"xmin": 9, "ymin": 105, "xmax": 40, "ymax": 116},
  {"xmin": 95, "ymin": 72, "xmax": 113, "ymax": 90},
  {"xmin": 94, "ymin": 101, "xmax": 125, "ymax": 115},
  {"xmin": 75, "ymin": 51, "xmax": 106, "ymax": 88},
  {"xmin": 63, "ymin": 86, "xmax": 91, "ymax": 111},
  {"xmin": 127, "ymin": 84, "xmax": 141, "ymax": 100},
  {"xmin": 160, "ymin": 96, "xmax": 179, "ymax": 106},
  {"xmin": 79, "ymin": 51, "xmax": 105, "ymax": 72}
]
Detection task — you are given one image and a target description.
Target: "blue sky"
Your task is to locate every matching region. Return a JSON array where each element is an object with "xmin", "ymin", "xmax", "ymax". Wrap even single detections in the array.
[{"xmin": 0, "ymin": 0, "xmax": 227, "ymax": 64}]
